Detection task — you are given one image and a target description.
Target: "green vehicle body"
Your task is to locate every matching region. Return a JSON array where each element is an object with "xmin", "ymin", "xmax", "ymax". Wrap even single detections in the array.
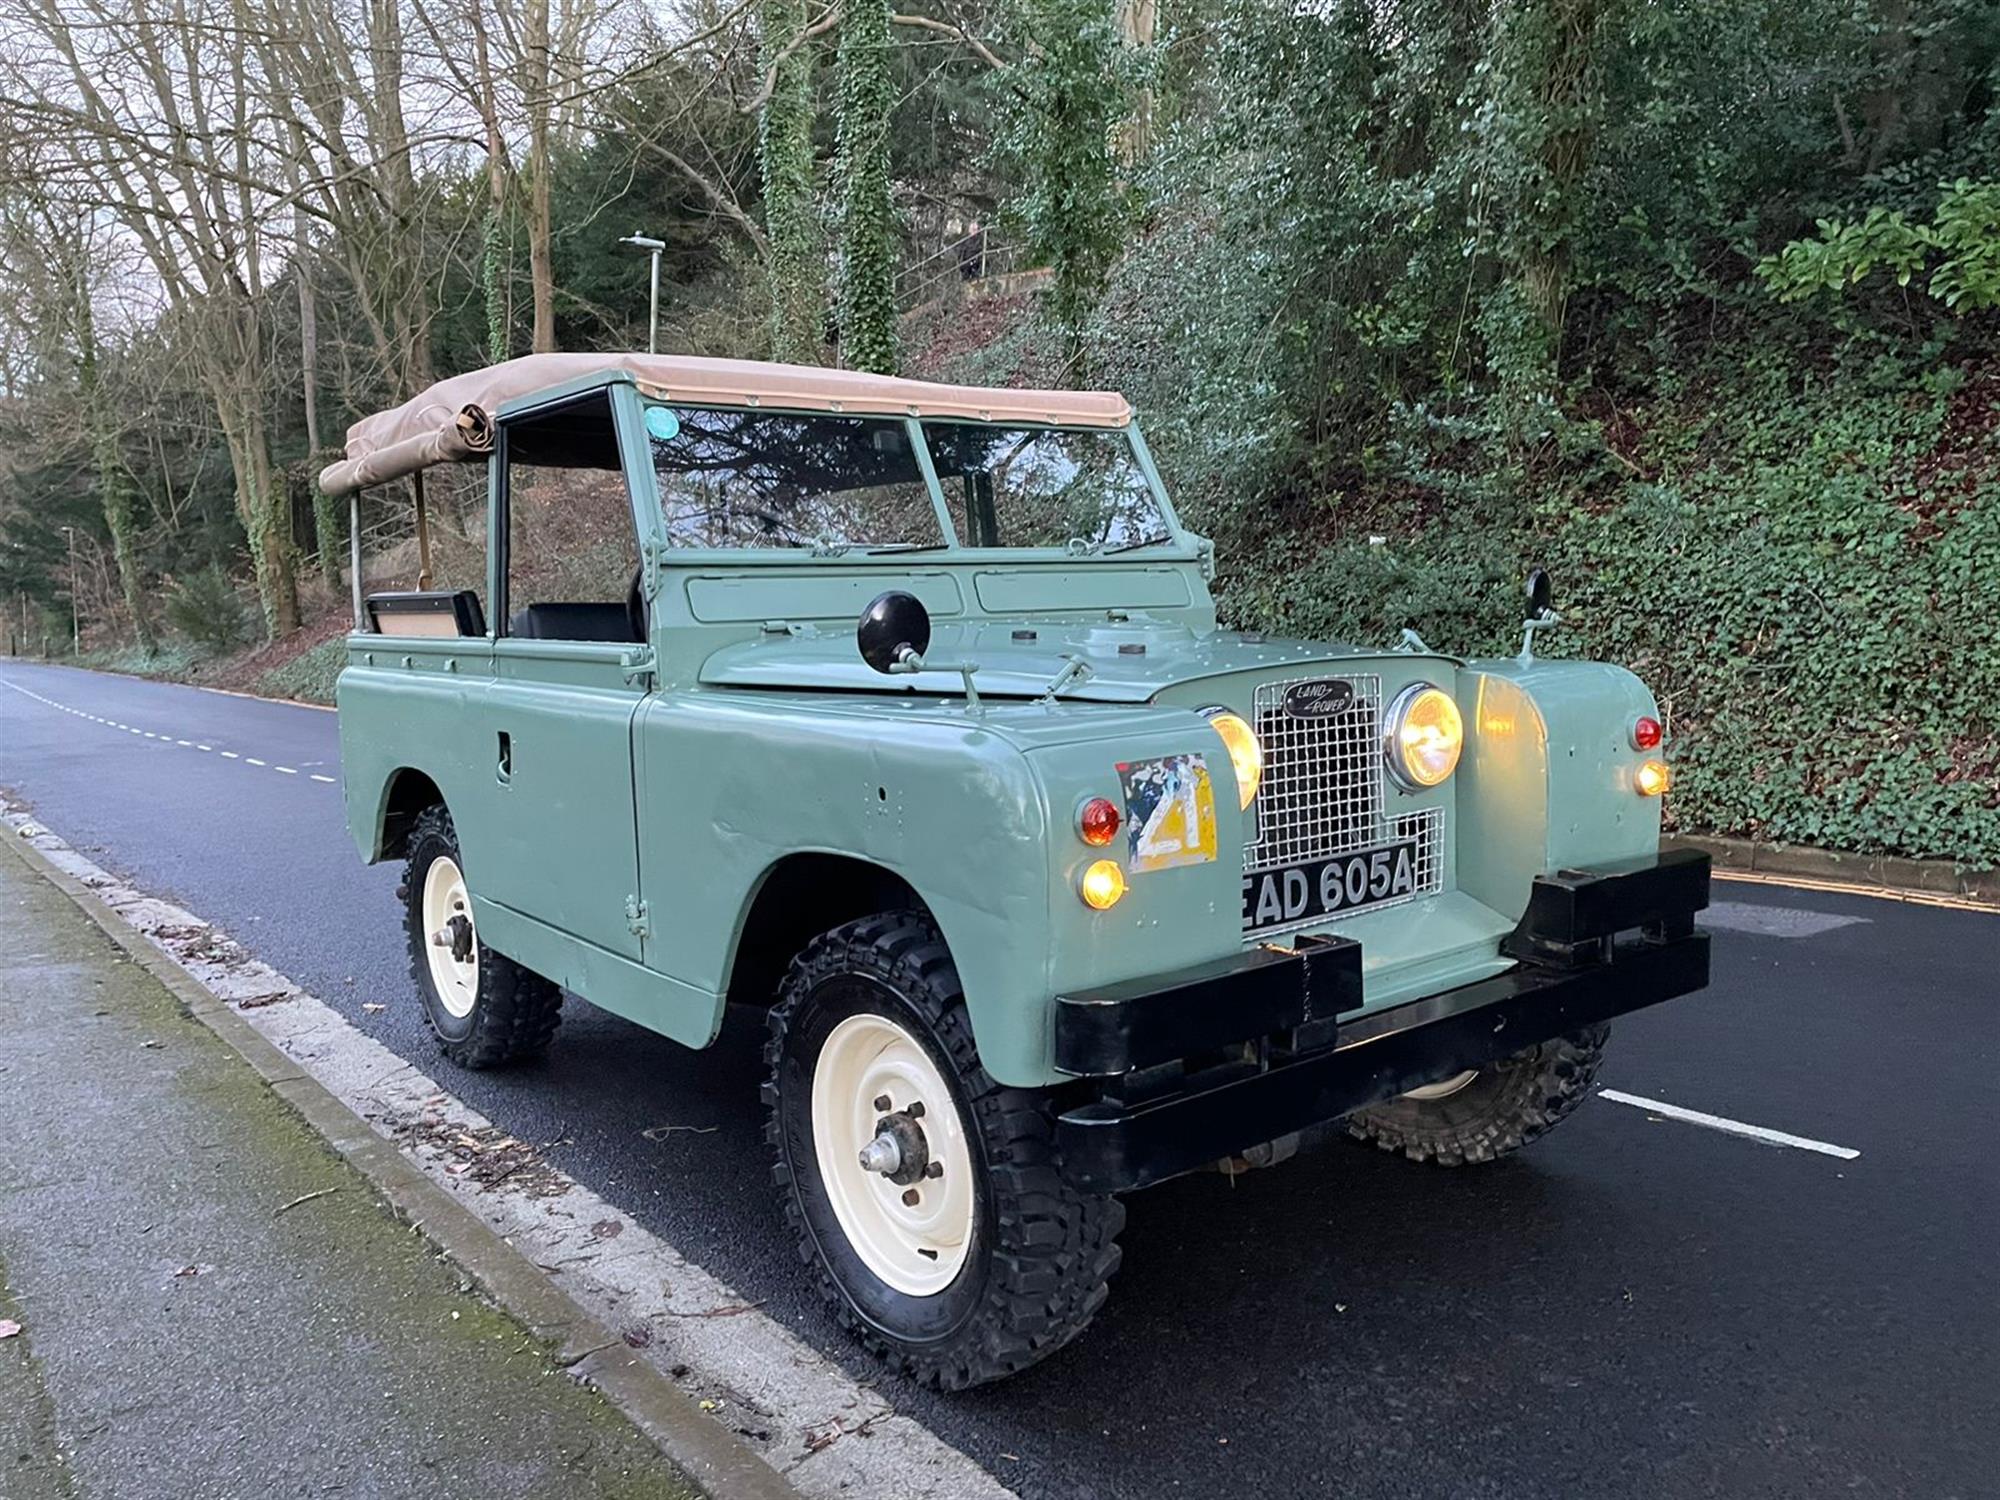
[{"xmin": 336, "ymin": 367, "xmax": 1673, "ymax": 1092}]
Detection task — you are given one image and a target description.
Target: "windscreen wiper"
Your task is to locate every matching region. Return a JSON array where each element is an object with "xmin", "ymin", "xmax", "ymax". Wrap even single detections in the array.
[
  {"xmin": 1097, "ymin": 531, "xmax": 1178, "ymax": 556},
  {"xmin": 861, "ymin": 542, "xmax": 953, "ymax": 555}
]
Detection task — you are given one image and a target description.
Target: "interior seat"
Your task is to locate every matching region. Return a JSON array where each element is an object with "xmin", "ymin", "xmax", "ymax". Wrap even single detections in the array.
[{"xmin": 507, "ymin": 603, "xmax": 640, "ymax": 643}]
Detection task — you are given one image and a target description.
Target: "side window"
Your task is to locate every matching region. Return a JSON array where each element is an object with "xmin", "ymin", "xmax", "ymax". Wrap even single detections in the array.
[
  {"xmin": 646, "ymin": 405, "xmax": 942, "ymax": 551},
  {"xmin": 502, "ymin": 391, "xmax": 644, "ymax": 643}
]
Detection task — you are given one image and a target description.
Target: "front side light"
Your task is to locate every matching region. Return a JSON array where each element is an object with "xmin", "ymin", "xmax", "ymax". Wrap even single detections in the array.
[
  {"xmin": 1078, "ymin": 859, "xmax": 1127, "ymax": 910},
  {"xmin": 1635, "ymin": 759, "xmax": 1670, "ymax": 797},
  {"xmin": 1384, "ymin": 683, "xmax": 1463, "ymax": 790},
  {"xmin": 1200, "ymin": 707, "xmax": 1263, "ymax": 809}
]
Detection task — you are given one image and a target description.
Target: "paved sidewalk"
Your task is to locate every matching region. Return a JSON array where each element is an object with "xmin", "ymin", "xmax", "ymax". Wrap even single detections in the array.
[{"xmin": 0, "ymin": 846, "xmax": 699, "ymax": 1500}]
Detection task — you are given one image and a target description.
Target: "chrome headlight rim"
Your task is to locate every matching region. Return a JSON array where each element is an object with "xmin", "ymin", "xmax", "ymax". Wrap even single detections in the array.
[
  {"xmin": 1198, "ymin": 704, "xmax": 1263, "ymax": 810},
  {"xmin": 1382, "ymin": 681, "xmax": 1463, "ymax": 792}
]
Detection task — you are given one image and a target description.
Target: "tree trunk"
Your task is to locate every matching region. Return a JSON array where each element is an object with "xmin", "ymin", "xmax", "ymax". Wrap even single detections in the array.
[
  {"xmin": 836, "ymin": 0, "xmax": 897, "ymax": 373},
  {"xmin": 74, "ymin": 253, "xmax": 156, "ymax": 654},
  {"xmin": 759, "ymin": 0, "xmax": 826, "ymax": 363},
  {"xmin": 524, "ymin": 0, "xmax": 558, "ymax": 353}
]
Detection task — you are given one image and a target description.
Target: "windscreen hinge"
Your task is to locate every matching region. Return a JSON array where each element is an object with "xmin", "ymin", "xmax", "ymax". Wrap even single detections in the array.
[{"xmin": 624, "ymin": 895, "xmax": 651, "ymax": 939}]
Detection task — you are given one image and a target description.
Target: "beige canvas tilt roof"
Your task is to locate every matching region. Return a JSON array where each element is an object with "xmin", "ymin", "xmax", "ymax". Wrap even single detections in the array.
[{"xmin": 317, "ymin": 352, "xmax": 1135, "ymax": 497}]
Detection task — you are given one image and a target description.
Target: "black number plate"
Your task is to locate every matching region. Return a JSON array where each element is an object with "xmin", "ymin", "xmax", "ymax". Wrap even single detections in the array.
[{"xmin": 1241, "ymin": 839, "xmax": 1422, "ymax": 933}]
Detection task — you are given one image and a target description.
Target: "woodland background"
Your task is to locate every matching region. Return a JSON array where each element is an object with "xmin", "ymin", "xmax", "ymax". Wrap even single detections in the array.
[{"xmin": 0, "ymin": 0, "xmax": 1995, "ymax": 861}]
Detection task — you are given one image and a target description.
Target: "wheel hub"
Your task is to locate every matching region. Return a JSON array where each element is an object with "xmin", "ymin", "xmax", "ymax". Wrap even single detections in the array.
[
  {"xmin": 420, "ymin": 856, "xmax": 479, "ymax": 1019},
  {"xmin": 810, "ymin": 1012, "xmax": 975, "ymax": 1297},
  {"xmin": 857, "ymin": 1107, "xmax": 937, "ymax": 1187}
]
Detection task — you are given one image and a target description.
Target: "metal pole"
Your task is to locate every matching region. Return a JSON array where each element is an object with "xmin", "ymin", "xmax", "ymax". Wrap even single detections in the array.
[
  {"xmin": 349, "ymin": 491, "xmax": 364, "ymax": 630},
  {"xmin": 648, "ymin": 247, "xmax": 662, "ymax": 354},
  {"xmin": 62, "ymin": 526, "xmax": 78, "ymax": 654},
  {"xmin": 412, "ymin": 471, "xmax": 433, "ymax": 590},
  {"xmin": 619, "ymin": 235, "xmax": 667, "ymax": 354}
]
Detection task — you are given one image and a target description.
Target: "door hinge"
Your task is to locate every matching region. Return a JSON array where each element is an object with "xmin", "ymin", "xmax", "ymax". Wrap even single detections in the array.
[
  {"xmin": 624, "ymin": 895, "xmax": 651, "ymax": 939},
  {"xmin": 620, "ymin": 646, "xmax": 658, "ymax": 686}
]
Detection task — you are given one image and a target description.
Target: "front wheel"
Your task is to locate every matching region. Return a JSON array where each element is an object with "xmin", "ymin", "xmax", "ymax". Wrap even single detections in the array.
[
  {"xmin": 1344, "ymin": 1025, "xmax": 1609, "ymax": 1166},
  {"xmin": 400, "ymin": 805, "xmax": 564, "ymax": 1069},
  {"xmin": 764, "ymin": 912, "xmax": 1123, "ymax": 1389}
]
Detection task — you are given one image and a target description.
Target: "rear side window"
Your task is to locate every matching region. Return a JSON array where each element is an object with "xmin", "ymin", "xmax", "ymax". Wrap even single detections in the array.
[{"xmin": 646, "ymin": 405, "xmax": 942, "ymax": 551}]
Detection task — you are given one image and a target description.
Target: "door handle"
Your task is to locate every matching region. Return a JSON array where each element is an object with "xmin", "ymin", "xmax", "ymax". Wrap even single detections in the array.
[{"xmin": 497, "ymin": 731, "xmax": 512, "ymax": 784}]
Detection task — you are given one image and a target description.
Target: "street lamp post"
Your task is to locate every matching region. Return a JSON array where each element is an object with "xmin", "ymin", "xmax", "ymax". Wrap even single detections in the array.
[
  {"xmin": 60, "ymin": 525, "xmax": 79, "ymax": 655},
  {"xmin": 619, "ymin": 234, "xmax": 667, "ymax": 353}
]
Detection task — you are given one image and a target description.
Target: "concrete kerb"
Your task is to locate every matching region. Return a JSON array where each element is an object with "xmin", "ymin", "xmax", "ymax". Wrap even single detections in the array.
[
  {"xmin": 0, "ymin": 821, "xmax": 804, "ymax": 1500},
  {"xmin": 1665, "ymin": 832, "xmax": 2000, "ymax": 909}
]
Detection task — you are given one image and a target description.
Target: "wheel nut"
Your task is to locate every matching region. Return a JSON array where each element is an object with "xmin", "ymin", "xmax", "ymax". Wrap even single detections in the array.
[
  {"xmin": 923, "ymin": 1161, "xmax": 943, "ymax": 1180},
  {"xmin": 873, "ymin": 1094, "xmax": 892, "ymax": 1112},
  {"xmin": 901, "ymin": 1188, "xmax": 920, "ymax": 1207},
  {"xmin": 906, "ymin": 1101, "xmax": 925, "ymax": 1119}
]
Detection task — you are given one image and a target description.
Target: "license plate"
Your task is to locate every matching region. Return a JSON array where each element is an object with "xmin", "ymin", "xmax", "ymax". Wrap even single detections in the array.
[{"xmin": 1241, "ymin": 839, "xmax": 1422, "ymax": 933}]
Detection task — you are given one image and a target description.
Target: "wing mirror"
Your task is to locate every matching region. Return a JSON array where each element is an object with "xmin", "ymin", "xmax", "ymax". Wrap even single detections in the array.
[
  {"xmin": 1518, "ymin": 566, "xmax": 1560, "ymax": 662},
  {"xmin": 857, "ymin": 590, "xmax": 932, "ymax": 674},
  {"xmin": 856, "ymin": 590, "xmax": 983, "ymax": 709},
  {"xmin": 1524, "ymin": 566, "xmax": 1554, "ymax": 622}
]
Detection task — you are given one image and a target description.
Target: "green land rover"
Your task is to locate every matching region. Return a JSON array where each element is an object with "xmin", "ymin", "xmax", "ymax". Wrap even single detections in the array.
[{"xmin": 322, "ymin": 351, "xmax": 1711, "ymax": 1388}]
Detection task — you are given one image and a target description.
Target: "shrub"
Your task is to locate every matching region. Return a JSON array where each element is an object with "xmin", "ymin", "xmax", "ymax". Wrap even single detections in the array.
[{"xmin": 164, "ymin": 566, "xmax": 251, "ymax": 658}]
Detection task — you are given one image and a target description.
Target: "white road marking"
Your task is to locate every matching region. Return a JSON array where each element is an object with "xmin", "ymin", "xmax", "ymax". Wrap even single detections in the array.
[
  {"xmin": 1703, "ymin": 901, "xmax": 1867, "ymax": 938},
  {"xmin": 0, "ymin": 800, "xmax": 1015, "ymax": 1500},
  {"xmin": 309, "ymin": 774, "xmax": 337, "ymax": 784},
  {"xmin": 1, "ymin": 676, "xmax": 336, "ymax": 789},
  {"xmin": 1598, "ymin": 1089, "xmax": 1860, "ymax": 1159}
]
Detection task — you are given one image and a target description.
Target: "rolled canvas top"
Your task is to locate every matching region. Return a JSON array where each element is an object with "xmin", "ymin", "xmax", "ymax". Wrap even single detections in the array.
[{"xmin": 317, "ymin": 352, "xmax": 1134, "ymax": 496}]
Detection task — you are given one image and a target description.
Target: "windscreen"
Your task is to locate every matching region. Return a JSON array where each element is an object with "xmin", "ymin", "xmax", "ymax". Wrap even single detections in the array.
[
  {"xmin": 647, "ymin": 404, "xmax": 944, "ymax": 550},
  {"xmin": 920, "ymin": 422, "xmax": 1170, "ymax": 551}
]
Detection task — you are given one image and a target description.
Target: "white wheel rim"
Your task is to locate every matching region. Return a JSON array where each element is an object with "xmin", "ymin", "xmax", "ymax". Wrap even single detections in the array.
[
  {"xmin": 1402, "ymin": 1068, "xmax": 1479, "ymax": 1101},
  {"xmin": 810, "ymin": 1012, "xmax": 975, "ymax": 1297},
  {"xmin": 422, "ymin": 855, "xmax": 478, "ymax": 1018}
]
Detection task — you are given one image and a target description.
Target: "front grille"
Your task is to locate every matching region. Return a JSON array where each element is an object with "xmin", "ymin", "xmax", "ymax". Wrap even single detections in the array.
[{"xmin": 1243, "ymin": 674, "xmax": 1445, "ymax": 936}]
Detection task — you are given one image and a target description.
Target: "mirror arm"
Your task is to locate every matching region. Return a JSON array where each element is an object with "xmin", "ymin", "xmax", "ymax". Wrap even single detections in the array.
[
  {"xmin": 1518, "ymin": 608, "xmax": 1561, "ymax": 665},
  {"xmin": 888, "ymin": 648, "xmax": 982, "ymax": 712}
]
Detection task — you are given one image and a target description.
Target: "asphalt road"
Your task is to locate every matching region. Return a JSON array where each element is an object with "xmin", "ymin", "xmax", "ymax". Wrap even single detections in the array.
[{"xmin": 3, "ymin": 658, "xmax": 1996, "ymax": 1500}]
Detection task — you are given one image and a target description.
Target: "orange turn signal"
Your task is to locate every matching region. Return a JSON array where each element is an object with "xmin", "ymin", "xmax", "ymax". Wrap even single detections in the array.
[
  {"xmin": 1079, "ymin": 860, "xmax": 1127, "ymax": 910},
  {"xmin": 1634, "ymin": 760, "xmax": 1670, "ymax": 797}
]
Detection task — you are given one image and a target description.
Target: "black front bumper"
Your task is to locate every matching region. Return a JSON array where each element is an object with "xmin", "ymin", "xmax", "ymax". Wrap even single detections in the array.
[{"xmin": 1053, "ymin": 849, "xmax": 1711, "ymax": 1193}]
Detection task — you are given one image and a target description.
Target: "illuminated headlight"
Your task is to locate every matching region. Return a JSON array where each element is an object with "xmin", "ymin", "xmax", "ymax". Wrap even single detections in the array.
[
  {"xmin": 1199, "ymin": 707, "xmax": 1263, "ymax": 809},
  {"xmin": 1383, "ymin": 683, "xmax": 1463, "ymax": 790}
]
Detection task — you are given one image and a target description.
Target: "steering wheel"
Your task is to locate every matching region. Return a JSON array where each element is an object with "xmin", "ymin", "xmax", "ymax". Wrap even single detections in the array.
[{"xmin": 626, "ymin": 564, "xmax": 649, "ymax": 643}]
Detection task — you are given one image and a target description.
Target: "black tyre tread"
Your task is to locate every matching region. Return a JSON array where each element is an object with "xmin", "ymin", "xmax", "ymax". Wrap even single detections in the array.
[
  {"xmin": 1344, "ymin": 1025, "xmax": 1609, "ymax": 1167},
  {"xmin": 764, "ymin": 910, "xmax": 1124, "ymax": 1390},
  {"xmin": 399, "ymin": 804, "xmax": 564, "ymax": 1069}
]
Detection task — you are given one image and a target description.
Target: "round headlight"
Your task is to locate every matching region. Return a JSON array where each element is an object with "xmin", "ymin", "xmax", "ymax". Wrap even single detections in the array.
[
  {"xmin": 1384, "ymin": 684, "xmax": 1463, "ymax": 790},
  {"xmin": 1200, "ymin": 707, "xmax": 1263, "ymax": 809}
]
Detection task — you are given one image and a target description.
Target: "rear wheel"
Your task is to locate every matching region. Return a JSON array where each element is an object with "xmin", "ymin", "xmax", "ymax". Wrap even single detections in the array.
[
  {"xmin": 400, "ymin": 805, "xmax": 563, "ymax": 1068},
  {"xmin": 1344, "ymin": 1026, "xmax": 1609, "ymax": 1166},
  {"xmin": 765, "ymin": 912, "xmax": 1123, "ymax": 1389}
]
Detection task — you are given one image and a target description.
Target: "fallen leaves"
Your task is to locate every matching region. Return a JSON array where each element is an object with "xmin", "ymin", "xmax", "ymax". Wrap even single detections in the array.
[
  {"xmin": 590, "ymin": 1219, "xmax": 624, "ymax": 1240},
  {"xmin": 0, "ymin": 1319, "xmax": 20, "ymax": 1339}
]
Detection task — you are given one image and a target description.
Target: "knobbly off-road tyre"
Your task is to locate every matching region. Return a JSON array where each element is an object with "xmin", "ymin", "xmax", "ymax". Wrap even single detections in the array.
[
  {"xmin": 399, "ymin": 804, "xmax": 563, "ymax": 1069},
  {"xmin": 1344, "ymin": 1025, "xmax": 1610, "ymax": 1166},
  {"xmin": 764, "ymin": 911, "xmax": 1124, "ymax": 1389}
]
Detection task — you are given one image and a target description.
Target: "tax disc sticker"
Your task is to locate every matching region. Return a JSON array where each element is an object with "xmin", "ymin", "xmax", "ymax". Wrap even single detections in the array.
[{"xmin": 644, "ymin": 407, "xmax": 681, "ymax": 442}]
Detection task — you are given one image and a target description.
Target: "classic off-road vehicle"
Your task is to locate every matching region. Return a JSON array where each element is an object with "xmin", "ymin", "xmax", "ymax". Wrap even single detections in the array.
[{"xmin": 322, "ymin": 352, "xmax": 1711, "ymax": 1388}]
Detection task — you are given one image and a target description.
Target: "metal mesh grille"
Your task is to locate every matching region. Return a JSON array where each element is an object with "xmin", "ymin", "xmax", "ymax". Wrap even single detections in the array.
[
  {"xmin": 1246, "ymin": 675, "xmax": 1384, "ymax": 869},
  {"xmin": 1394, "ymin": 807, "xmax": 1446, "ymax": 898},
  {"xmin": 1240, "ymin": 676, "xmax": 1447, "ymax": 938}
]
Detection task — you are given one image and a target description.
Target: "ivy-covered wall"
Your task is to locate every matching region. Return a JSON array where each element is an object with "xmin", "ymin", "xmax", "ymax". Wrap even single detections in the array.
[{"xmin": 1192, "ymin": 345, "xmax": 2000, "ymax": 867}]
